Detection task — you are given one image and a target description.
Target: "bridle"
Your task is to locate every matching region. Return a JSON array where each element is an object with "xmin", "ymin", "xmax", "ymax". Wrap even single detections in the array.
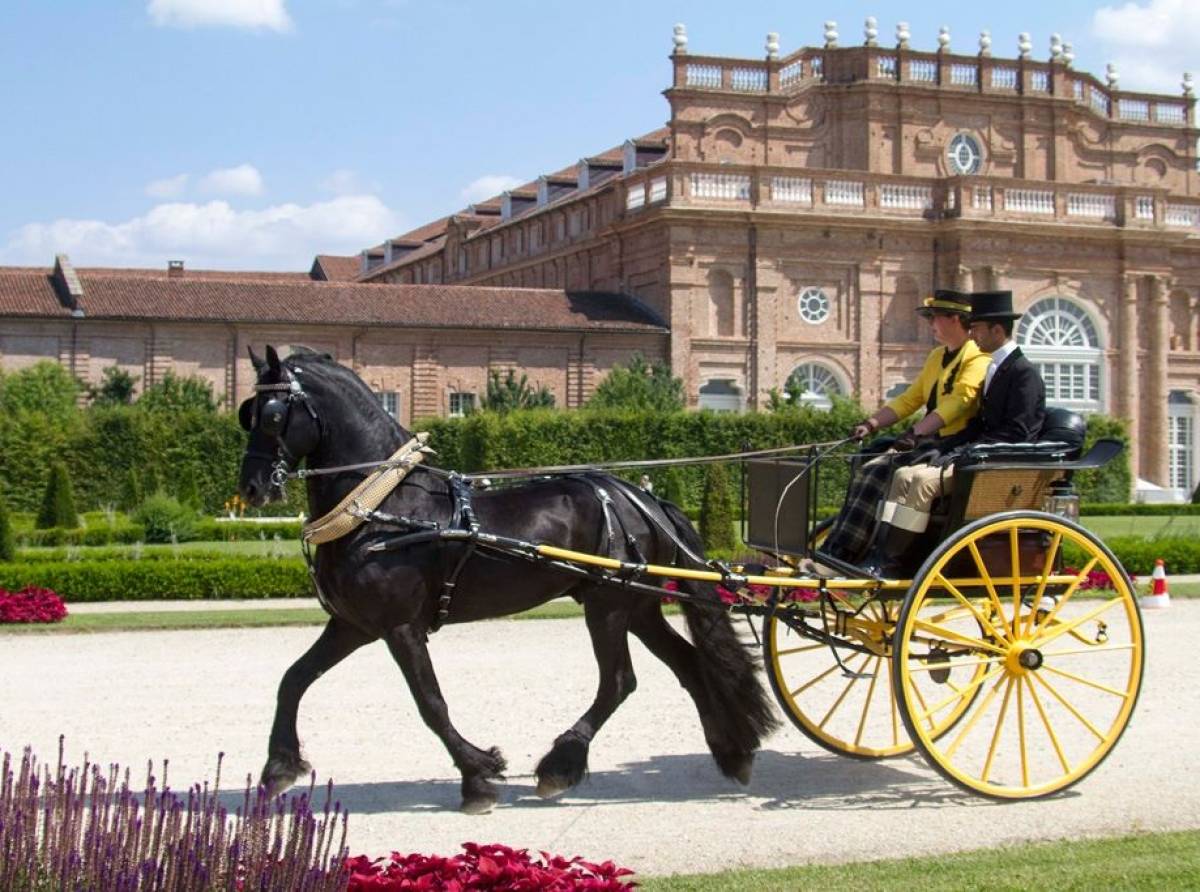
[{"xmin": 241, "ymin": 365, "xmax": 322, "ymax": 489}]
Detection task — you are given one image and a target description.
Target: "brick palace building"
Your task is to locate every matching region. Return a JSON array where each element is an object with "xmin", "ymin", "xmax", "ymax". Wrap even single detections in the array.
[{"xmin": 3, "ymin": 20, "xmax": 1200, "ymax": 497}]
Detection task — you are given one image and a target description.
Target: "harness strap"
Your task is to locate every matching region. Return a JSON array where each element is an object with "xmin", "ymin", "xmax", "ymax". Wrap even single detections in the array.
[{"xmin": 302, "ymin": 433, "xmax": 431, "ymax": 545}]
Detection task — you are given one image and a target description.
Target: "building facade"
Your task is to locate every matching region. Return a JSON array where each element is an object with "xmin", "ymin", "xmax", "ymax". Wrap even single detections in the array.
[{"xmin": 360, "ymin": 24, "xmax": 1200, "ymax": 497}]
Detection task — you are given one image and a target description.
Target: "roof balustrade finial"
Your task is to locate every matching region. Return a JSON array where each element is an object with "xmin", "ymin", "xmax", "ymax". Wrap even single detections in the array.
[
  {"xmin": 1018, "ymin": 32, "xmax": 1032, "ymax": 59},
  {"xmin": 896, "ymin": 21, "xmax": 910, "ymax": 49},
  {"xmin": 1063, "ymin": 42, "xmax": 1075, "ymax": 67},
  {"xmin": 979, "ymin": 29, "xmax": 992, "ymax": 56},
  {"xmin": 672, "ymin": 23, "xmax": 687, "ymax": 54},
  {"xmin": 864, "ymin": 16, "xmax": 878, "ymax": 47},
  {"xmin": 937, "ymin": 25, "xmax": 951, "ymax": 51},
  {"xmin": 766, "ymin": 31, "xmax": 779, "ymax": 59},
  {"xmin": 824, "ymin": 20, "xmax": 838, "ymax": 48},
  {"xmin": 1184, "ymin": 72, "xmax": 1195, "ymax": 98},
  {"xmin": 1106, "ymin": 61, "xmax": 1119, "ymax": 89},
  {"xmin": 1050, "ymin": 33, "xmax": 1063, "ymax": 61}
]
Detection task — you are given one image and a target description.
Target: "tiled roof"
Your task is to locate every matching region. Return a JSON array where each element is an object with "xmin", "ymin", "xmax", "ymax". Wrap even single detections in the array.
[
  {"xmin": 0, "ymin": 267, "xmax": 667, "ymax": 333},
  {"xmin": 310, "ymin": 255, "xmax": 362, "ymax": 282}
]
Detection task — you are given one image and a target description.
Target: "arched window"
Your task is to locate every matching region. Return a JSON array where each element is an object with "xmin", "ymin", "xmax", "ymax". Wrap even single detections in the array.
[
  {"xmin": 786, "ymin": 362, "xmax": 844, "ymax": 411},
  {"xmin": 1016, "ymin": 296, "xmax": 1103, "ymax": 412},
  {"xmin": 698, "ymin": 378, "xmax": 743, "ymax": 413},
  {"xmin": 707, "ymin": 269, "xmax": 735, "ymax": 337}
]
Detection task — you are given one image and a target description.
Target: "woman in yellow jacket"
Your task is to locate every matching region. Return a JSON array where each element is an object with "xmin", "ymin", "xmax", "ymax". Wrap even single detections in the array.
[{"xmin": 813, "ymin": 290, "xmax": 988, "ymax": 571}]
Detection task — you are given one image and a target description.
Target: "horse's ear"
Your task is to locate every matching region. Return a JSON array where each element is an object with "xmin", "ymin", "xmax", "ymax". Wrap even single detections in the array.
[
  {"xmin": 266, "ymin": 345, "xmax": 281, "ymax": 370},
  {"xmin": 248, "ymin": 346, "xmax": 265, "ymax": 372}
]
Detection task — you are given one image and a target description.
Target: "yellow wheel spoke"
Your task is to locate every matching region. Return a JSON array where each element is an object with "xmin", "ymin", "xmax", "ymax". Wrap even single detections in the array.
[
  {"xmin": 1040, "ymin": 664, "xmax": 1131, "ymax": 699},
  {"xmin": 1009, "ymin": 528, "xmax": 1022, "ymax": 636},
  {"xmin": 790, "ymin": 661, "xmax": 841, "ymax": 698},
  {"xmin": 911, "ymin": 619, "xmax": 1007, "ymax": 656},
  {"xmin": 967, "ymin": 539, "xmax": 1005, "ymax": 630},
  {"xmin": 776, "ymin": 642, "xmax": 828, "ymax": 658},
  {"xmin": 1028, "ymin": 675, "xmax": 1071, "ymax": 775},
  {"xmin": 935, "ymin": 575, "xmax": 1009, "ymax": 644},
  {"xmin": 1041, "ymin": 642, "xmax": 1136, "ymax": 659},
  {"xmin": 943, "ymin": 672, "xmax": 1008, "ymax": 759},
  {"xmin": 1026, "ymin": 531, "xmax": 1063, "ymax": 637},
  {"xmin": 1017, "ymin": 677, "xmax": 1029, "ymax": 787},
  {"xmin": 982, "ymin": 676, "xmax": 1016, "ymax": 784},
  {"xmin": 854, "ymin": 657, "xmax": 882, "ymax": 746},
  {"xmin": 1031, "ymin": 557, "xmax": 1099, "ymax": 638},
  {"xmin": 818, "ymin": 653, "xmax": 873, "ymax": 728},
  {"xmin": 914, "ymin": 665, "xmax": 1005, "ymax": 725},
  {"xmin": 1030, "ymin": 672, "xmax": 1107, "ymax": 742},
  {"xmin": 905, "ymin": 655, "xmax": 1004, "ymax": 674},
  {"xmin": 908, "ymin": 672, "xmax": 939, "ymax": 732},
  {"xmin": 887, "ymin": 658, "xmax": 900, "ymax": 746},
  {"xmin": 1033, "ymin": 596, "xmax": 1125, "ymax": 650}
]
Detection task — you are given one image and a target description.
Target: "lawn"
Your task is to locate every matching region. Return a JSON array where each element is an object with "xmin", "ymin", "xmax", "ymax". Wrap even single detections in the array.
[
  {"xmin": 640, "ymin": 829, "xmax": 1200, "ymax": 891},
  {"xmin": 1081, "ymin": 514, "xmax": 1200, "ymax": 539}
]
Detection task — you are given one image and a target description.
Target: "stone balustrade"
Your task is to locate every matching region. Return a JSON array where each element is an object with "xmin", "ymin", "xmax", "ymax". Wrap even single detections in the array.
[{"xmin": 619, "ymin": 162, "xmax": 1200, "ymax": 235}]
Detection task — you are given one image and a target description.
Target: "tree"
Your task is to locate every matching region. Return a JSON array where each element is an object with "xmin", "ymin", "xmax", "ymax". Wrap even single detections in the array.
[
  {"xmin": 699, "ymin": 462, "xmax": 735, "ymax": 552},
  {"xmin": 88, "ymin": 365, "xmax": 138, "ymax": 406},
  {"xmin": 0, "ymin": 361, "xmax": 83, "ymax": 420},
  {"xmin": 480, "ymin": 369, "xmax": 555, "ymax": 414},
  {"xmin": 36, "ymin": 462, "xmax": 79, "ymax": 530},
  {"xmin": 587, "ymin": 355, "xmax": 684, "ymax": 413},
  {"xmin": 119, "ymin": 467, "xmax": 144, "ymax": 512},
  {"xmin": 0, "ymin": 491, "xmax": 14, "ymax": 562},
  {"xmin": 138, "ymin": 371, "xmax": 218, "ymax": 413}
]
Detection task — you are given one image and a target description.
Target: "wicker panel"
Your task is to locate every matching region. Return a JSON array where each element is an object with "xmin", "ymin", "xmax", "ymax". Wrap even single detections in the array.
[{"xmin": 962, "ymin": 469, "xmax": 1062, "ymax": 520}]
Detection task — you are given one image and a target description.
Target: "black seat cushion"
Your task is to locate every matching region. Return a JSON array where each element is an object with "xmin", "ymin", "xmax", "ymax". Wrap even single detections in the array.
[{"xmin": 1038, "ymin": 407, "xmax": 1086, "ymax": 458}]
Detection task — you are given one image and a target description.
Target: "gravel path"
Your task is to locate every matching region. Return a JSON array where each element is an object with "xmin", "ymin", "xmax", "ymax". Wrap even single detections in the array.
[{"xmin": 2, "ymin": 603, "xmax": 1197, "ymax": 878}]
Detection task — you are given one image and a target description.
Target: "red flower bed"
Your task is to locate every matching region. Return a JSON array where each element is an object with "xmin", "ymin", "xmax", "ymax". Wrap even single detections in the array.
[
  {"xmin": 1063, "ymin": 567, "xmax": 1136, "ymax": 592},
  {"xmin": 346, "ymin": 843, "xmax": 635, "ymax": 890},
  {"xmin": 662, "ymin": 579, "xmax": 818, "ymax": 605},
  {"xmin": 0, "ymin": 586, "xmax": 68, "ymax": 624}
]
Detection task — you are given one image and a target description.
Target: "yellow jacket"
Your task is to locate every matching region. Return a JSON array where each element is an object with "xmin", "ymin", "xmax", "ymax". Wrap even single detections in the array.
[{"xmin": 884, "ymin": 341, "xmax": 987, "ymax": 436}]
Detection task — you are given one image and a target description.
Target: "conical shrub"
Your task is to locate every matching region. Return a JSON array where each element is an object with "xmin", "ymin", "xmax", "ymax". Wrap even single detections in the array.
[
  {"xmin": 699, "ymin": 462, "xmax": 735, "ymax": 552},
  {"xmin": 36, "ymin": 463, "xmax": 78, "ymax": 530},
  {"xmin": 0, "ymin": 492, "xmax": 14, "ymax": 562},
  {"xmin": 119, "ymin": 467, "xmax": 143, "ymax": 513}
]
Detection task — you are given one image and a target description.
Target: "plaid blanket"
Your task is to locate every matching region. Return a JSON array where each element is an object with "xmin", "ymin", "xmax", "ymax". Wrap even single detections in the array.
[{"xmin": 821, "ymin": 450, "xmax": 928, "ymax": 563}]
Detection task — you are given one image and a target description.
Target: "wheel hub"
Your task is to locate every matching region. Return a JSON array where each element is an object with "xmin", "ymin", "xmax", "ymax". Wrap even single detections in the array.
[{"xmin": 1006, "ymin": 641, "xmax": 1044, "ymax": 675}]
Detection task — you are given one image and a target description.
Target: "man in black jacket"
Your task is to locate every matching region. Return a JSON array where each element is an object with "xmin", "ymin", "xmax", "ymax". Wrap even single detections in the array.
[{"xmin": 863, "ymin": 290, "xmax": 1046, "ymax": 574}]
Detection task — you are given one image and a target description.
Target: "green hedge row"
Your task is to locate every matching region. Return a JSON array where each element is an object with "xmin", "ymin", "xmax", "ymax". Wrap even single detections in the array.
[
  {"xmin": 1081, "ymin": 503, "xmax": 1200, "ymax": 516},
  {"xmin": 16, "ymin": 519, "xmax": 304, "ymax": 547},
  {"xmin": 0, "ymin": 558, "xmax": 310, "ymax": 602},
  {"xmin": 1086, "ymin": 536, "xmax": 1200, "ymax": 576}
]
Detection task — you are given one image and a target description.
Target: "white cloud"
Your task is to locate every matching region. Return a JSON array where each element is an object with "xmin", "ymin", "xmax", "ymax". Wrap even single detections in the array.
[
  {"xmin": 460, "ymin": 174, "xmax": 523, "ymax": 205},
  {"xmin": 147, "ymin": 0, "xmax": 293, "ymax": 32},
  {"xmin": 145, "ymin": 173, "xmax": 189, "ymax": 199},
  {"xmin": 320, "ymin": 168, "xmax": 378, "ymax": 196},
  {"xmin": 199, "ymin": 164, "xmax": 265, "ymax": 197},
  {"xmin": 2, "ymin": 196, "xmax": 401, "ymax": 271},
  {"xmin": 1092, "ymin": 0, "xmax": 1200, "ymax": 91}
]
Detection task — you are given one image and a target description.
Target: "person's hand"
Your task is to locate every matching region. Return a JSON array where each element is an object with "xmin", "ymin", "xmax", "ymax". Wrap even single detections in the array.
[
  {"xmin": 894, "ymin": 428, "xmax": 919, "ymax": 451},
  {"xmin": 850, "ymin": 419, "xmax": 876, "ymax": 441}
]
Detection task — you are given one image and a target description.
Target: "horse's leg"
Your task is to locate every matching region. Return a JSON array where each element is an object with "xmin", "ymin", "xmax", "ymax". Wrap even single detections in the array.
[
  {"xmin": 535, "ymin": 596, "xmax": 636, "ymax": 798},
  {"xmin": 385, "ymin": 623, "xmax": 508, "ymax": 815},
  {"xmin": 262, "ymin": 617, "xmax": 375, "ymax": 797},
  {"xmin": 627, "ymin": 601, "xmax": 754, "ymax": 784}
]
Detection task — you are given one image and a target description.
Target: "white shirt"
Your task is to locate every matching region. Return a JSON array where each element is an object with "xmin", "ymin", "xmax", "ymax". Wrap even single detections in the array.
[{"xmin": 984, "ymin": 340, "xmax": 1018, "ymax": 395}]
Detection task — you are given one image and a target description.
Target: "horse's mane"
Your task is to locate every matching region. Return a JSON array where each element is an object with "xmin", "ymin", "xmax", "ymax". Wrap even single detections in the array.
[{"xmin": 283, "ymin": 350, "xmax": 403, "ymax": 434}]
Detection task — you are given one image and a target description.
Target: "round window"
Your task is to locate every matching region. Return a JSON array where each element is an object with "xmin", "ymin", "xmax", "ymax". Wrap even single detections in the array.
[
  {"xmin": 947, "ymin": 133, "xmax": 983, "ymax": 175},
  {"xmin": 797, "ymin": 286, "xmax": 830, "ymax": 324}
]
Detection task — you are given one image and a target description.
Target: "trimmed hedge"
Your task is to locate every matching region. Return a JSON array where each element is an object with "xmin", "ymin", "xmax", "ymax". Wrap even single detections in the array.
[
  {"xmin": 16, "ymin": 518, "xmax": 304, "ymax": 548},
  {"xmin": 1081, "ymin": 503, "xmax": 1200, "ymax": 516},
  {"xmin": 0, "ymin": 557, "xmax": 310, "ymax": 602},
  {"xmin": 1082, "ymin": 536, "xmax": 1200, "ymax": 576}
]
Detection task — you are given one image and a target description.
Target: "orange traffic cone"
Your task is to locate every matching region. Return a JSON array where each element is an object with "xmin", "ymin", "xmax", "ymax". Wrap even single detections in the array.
[{"xmin": 1140, "ymin": 559, "xmax": 1171, "ymax": 610}]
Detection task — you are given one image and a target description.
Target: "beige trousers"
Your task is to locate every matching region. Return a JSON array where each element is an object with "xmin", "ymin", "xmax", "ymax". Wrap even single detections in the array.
[{"xmin": 879, "ymin": 464, "xmax": 956, "ymax": 533}]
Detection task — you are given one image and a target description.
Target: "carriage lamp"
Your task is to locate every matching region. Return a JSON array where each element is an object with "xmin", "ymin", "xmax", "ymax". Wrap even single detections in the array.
[{"xmin": 1043, "ymin": 479, "xmax": 1079, "ymax": 521}]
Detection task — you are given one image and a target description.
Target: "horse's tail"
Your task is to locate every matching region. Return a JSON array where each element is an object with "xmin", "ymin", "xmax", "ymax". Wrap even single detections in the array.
[{"xmin": 656, "ymin": 499, "xmax": 780, "ymax": 769}]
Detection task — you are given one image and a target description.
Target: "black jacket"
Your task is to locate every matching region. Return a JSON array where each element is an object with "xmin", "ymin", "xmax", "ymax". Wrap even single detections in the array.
[{"xmin": 940, "ymin": 347, "xmax": 1045, "ymax": 450}]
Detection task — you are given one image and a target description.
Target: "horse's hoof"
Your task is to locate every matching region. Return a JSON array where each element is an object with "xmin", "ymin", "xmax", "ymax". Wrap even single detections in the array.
[
  {"xmin": 535, "ymin": 776, "xmax": 572, "ymax": 799},
  {"xmin": 461, "ymin": 794, "xmax": 497, "ymax": 815},
  {"xmin": 260, "ymin": 754, "xmax": 310, "ymax": 798},
  {"xmin": 714, "ymin": 751, "xmax": 754, "ymax": 786}
]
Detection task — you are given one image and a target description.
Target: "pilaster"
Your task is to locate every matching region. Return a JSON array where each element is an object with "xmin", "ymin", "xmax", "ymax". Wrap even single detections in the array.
[
  {"xmin": 1146, "ymin": 276, "xmax": 1171, "ymax": 486},
  {"xmin": 1120, "ymin": 275, "xmax": 1141, "ymax": 483}
]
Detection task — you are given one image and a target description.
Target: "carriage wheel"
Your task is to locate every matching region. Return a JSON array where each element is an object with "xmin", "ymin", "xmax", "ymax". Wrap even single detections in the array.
[
  {"xmin": 764, "ymin": 594, "xmax": 984, "ymax": 759},
  {"xmin": 893, "ymin": 511, "xmax": 1144, "ymax": 799}
]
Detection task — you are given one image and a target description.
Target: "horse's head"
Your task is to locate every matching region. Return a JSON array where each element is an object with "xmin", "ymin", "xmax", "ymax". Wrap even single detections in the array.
[{"xmin": 237, "ymin": 345, "xmax": 324, "ymax": 506}]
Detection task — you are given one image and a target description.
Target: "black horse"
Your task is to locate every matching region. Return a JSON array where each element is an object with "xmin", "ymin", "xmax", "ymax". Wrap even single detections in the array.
[{"xmin": 237, "ymin": 346, "xmax": 777, "ymax": 813}]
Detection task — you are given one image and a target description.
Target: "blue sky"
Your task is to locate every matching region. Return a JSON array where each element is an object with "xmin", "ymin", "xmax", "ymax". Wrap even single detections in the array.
[{"xmin": 1, "ymin": 0, "xmax": 1196, "ymax": 271}]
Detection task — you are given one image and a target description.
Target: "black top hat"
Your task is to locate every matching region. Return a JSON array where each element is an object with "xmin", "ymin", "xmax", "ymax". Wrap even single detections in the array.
[
  {"xmin": 969, "ymin": 290, "xmax": 1022, "ymax": 321},
  {"xmin": 915, "ymin": 289, "xmax": 971, "ymax": 318}
]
